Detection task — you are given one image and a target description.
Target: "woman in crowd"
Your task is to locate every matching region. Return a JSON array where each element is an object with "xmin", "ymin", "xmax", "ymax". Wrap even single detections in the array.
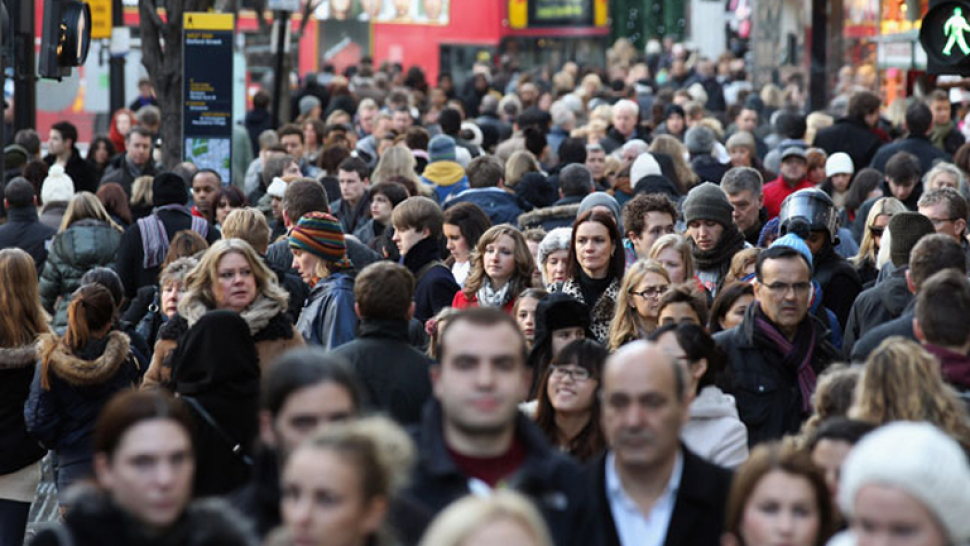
[
  {"xmin": 649, "ymin": 233, "xmax": 697, "ymax": 286},
  {"xmin": 842, "ymin": 168, "xmax": 884, "ymax": 238},
  {"xmin": 107, "ymin": 108, "xmax": 134, "ymax": 154},
  {"xmin": 533, "ymin": 339, "xmax": 607, "ymax": 463},
  {"xmin": 85, "ymin": 136, "xmax": 116, "ymax": 183},
  {"xmin": 722, "ymin": 442, "xmax": 835, "ymax": 546},
  {"xmin": 442, "ymin": 202, "xmax": 492, "ymax": 287},
  {"xmin": 28, "ymin": 390, "xmax": 257, "ymax": 545},
  {"xmin": 835, "ymin": 422, "xmax": 970, "ymax": 546},
  {"xmin": 505, "ymin": 150, "xmax": 541, "ymax": 190},
  {"xmin": 608, "ymin": 259, "xmax": 670, "ymax": 350},
  {"xmin": 514, "ymin": 288, "xmax": 548, "ymax": 348},
  {"xmin": 122, "ymin": 257, "xmax": 197, "ymax": 351},
  {"xmin": 213, "ymin": 185, "xmax": 248, "ymax": 228},
  {"xmin": 354, "ymin": 181, "xmax": 409, "ymax": 249},
  {"xmin": 650, "ymin": 134, "xmax": 697, "ymax": 192},
  {"xmin": 851, "ymin": 197, "xmax": 905, "ymax": 286},
  {"xmin": 95, "ymin": 182, "xmax": 134, "ymax": 229},
  {"xmin": 709, "ymin": 281, "xmax": 755, "ymax": 334},
  {"xmin": 273, "ymin": 416, "xmax": 414, "ymax": 546},
  {"xmin": 25, "ymin": 284, "xmax": 140, "ymax": 504},
  {"xmin": 453, "ymin": 225, "xmax": 535, "ymax": 312},
  {"xmin": 726, "ymin": 247, "xmax": 760, "ymax": 284},
  {"xmin": 129, "ymin": 175, "xmax": 155, "ymax": 220},
  {"xmin": 289, "ymin": 212, "xmax": 358, "ymax": 350},
  {"xmin": 303, "ymin": 119, "xmax": 325, "ymax": 164},
  {"xmin": 553, "ymin": 210, "xmax": 625, "ymax": 341},
  {"xmin": 39, "ymin": 164, "xmax": 73, "ymax": 230},
  {"xmin": 40, "ymin": 192, "xmax": 124, "ymax": 332},
  {"xmin": 418, "ymin": 491, "xmax": 553, "ymax": 546},
  {"xmin": 537, "ymin": 227, "xmax": 572, "ymax": 286},
  {"xmin": 142, "ymin": 238, "xmax": 303, "ymax": 389},
  {"xmin": 650, "ymin": 323, "xmax": 748, "ymax": 467},
  {"xmin": 0, "ymin": 250, "xmax": 51, "ymax": 545},
  {"xmin": 726, "ymin": 131, "xmax": 774, "ymax": 182},
  {"xmin": 657, "ymin": 283, "xmax": 710, "ymax": 327},
  {"xmin": 850, "ymin": 337, "xmax": 970, "ymax": 452},
  {"xmin": 819, "ymin": 152, "xmax": 854, "ymax": 209}
]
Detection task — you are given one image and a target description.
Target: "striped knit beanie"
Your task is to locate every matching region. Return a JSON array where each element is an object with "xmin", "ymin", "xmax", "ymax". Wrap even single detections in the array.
[{"xmin": 288, "ymin": 212, "xmax": 351, "ymax": 268}]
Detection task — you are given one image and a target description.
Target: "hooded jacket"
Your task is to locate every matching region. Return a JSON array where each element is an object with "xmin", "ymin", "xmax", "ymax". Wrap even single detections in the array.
[
  {"xmin": 0, "ymin": 344, "xmax": 46, "ymax": 475},
  {"xmin": 421, "ymin": 161, "xmax": 469, "ymax": 203},
  {"xmin": 445, "ymin": 187, "xmax": 524, "ymax": 227},
  {"xmin": 681, "ymin": 385, "xmax": 749, "ymax": 468},
  {"xmin": 517, "ymin": 197, "xmax": 583, "ymax": 231}
]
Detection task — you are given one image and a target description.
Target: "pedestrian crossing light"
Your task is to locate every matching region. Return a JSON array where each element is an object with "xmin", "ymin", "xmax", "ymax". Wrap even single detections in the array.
[{"xmin": 38, "ymin": 0, "xmax": 92, "ymax": 80}]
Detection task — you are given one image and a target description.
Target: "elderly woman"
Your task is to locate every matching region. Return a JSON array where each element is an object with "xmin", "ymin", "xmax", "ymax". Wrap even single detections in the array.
[
  {"xmin": 141, "ymin": 238, "xmax": 304, "ymax": 389},
  {"xmin": 537, "ymin": 227, "xmax": 572, "ymax": 286},
  {"xmin": 122, "ymin": 257, "xmax": 197, "ymax": 350}
]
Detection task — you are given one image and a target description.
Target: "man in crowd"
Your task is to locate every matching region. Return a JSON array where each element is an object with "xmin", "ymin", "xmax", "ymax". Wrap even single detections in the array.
[
  {"xmin": 190, "ymin": 169, "xmax": 222, "ymax": 221},
  {"xmin": 918, "ymin": 187, "xmax": 970, "ymax": 267},
  {"xmin": 721, "ymin": 167, "xmax": 767, "ymax": 246},
  {"xmin": 601, "ymin": 99, "xmax": 644, "ymax": 153},
  {"xmin": 763, "ymin": 147, "xmax": 813, "ymax": 219},
  {"xmin": 101, "ymin": 126, "xmax": 158, "ymax": 197},
  {"xmin": 391, "ymin": 196, "xmax": 459, "ymax": 322},
  {"xmin": 332, "ymin": 157, "xmax": 372, "ymax": 234},
  {"xmin": 518, "ymin": 163, "xmax": 593, "ymax": 231},
  {"xmin": 870, "ymin": 102, "xmax": 948, "ymax": 174},
  {"xmin": 928, "ymin": 89, "xmax": 966, "ymax": 155},
  {"xmin": 278, "ymin": 124, "xmax": 318, "ymax": 177},
  {"xmin": 814, "ymin": 90, "xmax": 885, "ymax": 169},
  {"xmin": 445, "ymin": 156, "xmax": 523, "ymax": 226},
  {"xmin": 915, "ymin": 269, "xmax": 970, "ymax": 396},
  {"xmin": 586, "ymin": 142, "xmax": 609, "ymax": 189},
  {"xmin": 44, "ymin": 121, "xmax": 97, "ymax": 194},
  {"xmin": 622, "ymin": 193, "xmax": 678, "ymax": 263},
  {"xmin": 0, "ymin": 178, "xmax": 56, "ymax": 271}
]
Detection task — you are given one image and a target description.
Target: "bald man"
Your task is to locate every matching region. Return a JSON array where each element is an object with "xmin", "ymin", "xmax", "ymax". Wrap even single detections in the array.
[{"xmin": 591, "ymin": 341, "xmax": 733, "ymax": 546}]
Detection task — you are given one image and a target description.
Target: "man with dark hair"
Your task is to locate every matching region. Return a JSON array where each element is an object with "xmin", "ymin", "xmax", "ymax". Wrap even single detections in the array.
[
  {"xmin": 870, "ymin": 102, "xmax": 949, "ymax": 174},
  {"xmin": 332, "ymin": 157, "xmax": 372, "ymax": 233},
  {"xmin": 761, "ymin": 112, "xmax": 806, "ymax": 173},
  {"xmin": 190, "ymin": 168, "xmax": 221, "ymax": 221},
  {"xmin": 714, "ymin": 245, "xmax": 839, "ymax": 445},
  {"xmin": 244, "ymin": 90, "xmax": 273, "ymax": 156},
  {"xmin": 101, "ymin": 126, "xmax": 159, "ymax": 197},
  {"xmin": 914, "ymin": 269, "xmax": 970, "ymax": 397},
  {"xmin": 622, "ymin": 193, "xmax": 678, "ymax": 262},
  {"xmin": 814, "ymin": 90, "xmax": 886, "ymax": 169},
  {"xmin": 444, "ymin": 156, "xmax": 522, "ymax": 226},
  {"xmin": 391, "ymin": 196, "xmax": 459, "ymax": 322},
  {"xmin": 518, "ymin": 163, "xmax": 593, "ymax": 231},
  {"xmin": 44, "ymin": 121, "xmax": 97, "ymax": 193},
  {"xmin": 278, "ymin": 123, "xmax": 318, "ymax": 177},
  {"xmin": 851, "ymin": 233, "xmax": 968, "ymax": 361},
  {"xmin": 0, "ymin": 177, "xmax": 56, "ymax": 270},
  {"xmin": 853, "ymin": 151, "xmax": 924, "ymax": 232},
  {"xmin": 406, "ymin": 308, "xmax": 595, "ymax": 546},
  {"xmin": 331, "ymin": 262, "xmax": 433, "ymax": 425},
  {"xmin": 438, "ymin": 107, "xmax": 481, "ymax": 157},
  {"xmin": 14, "ymin": 129, "xmax": 41, "ymax": 160}
]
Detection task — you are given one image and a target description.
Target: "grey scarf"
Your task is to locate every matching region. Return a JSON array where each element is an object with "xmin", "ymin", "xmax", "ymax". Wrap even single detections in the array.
[{"xmin": 476, "ymin": 279, "xmax": 514, "ymax": 308}]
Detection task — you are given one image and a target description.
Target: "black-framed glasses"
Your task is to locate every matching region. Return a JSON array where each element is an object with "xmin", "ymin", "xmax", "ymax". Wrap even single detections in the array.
[
  {"xmin": 762, "ymin": 282, "xmax": 812, "ymax": 295},
  {"xmin": 630, "ymin": 286, "xmax": 668, "ymax": 299},
  {"xmin": 550, "ymin": 365, "xmax": 591, "ymax": 382}
]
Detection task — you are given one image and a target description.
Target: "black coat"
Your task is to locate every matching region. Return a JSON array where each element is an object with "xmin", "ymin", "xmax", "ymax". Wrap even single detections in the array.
[
  {"xmin": 114, "ymin": 208, "xmax": 221, "ymax": 301},
  {"xmin": 814, "ymin": 117, "xmax": 885, "ymax": 171},
  {"xmin": 0, "ymin": 344, "xmax": 45, "ymax": 475},
  {"xmin": 45, "ymin": 149, "xmax": 99, "ymax": 194},
  {"xmin": 0, "ymin": 206, "xmax": 56, "ymax": 273},
  {"xmin": 869, "ymin": 134, "xmax": 949, "ymax": 174},
  {"xmin": 330, "ymin": 318, "xmax": 433, "ymax": 426},
  {"xmin": 849, "ymin": 311, "xmax": 917, "ymax": 363},
  {"xmin": 590, "ymin": 447, "xmax": 732, "ymax": 546},
  {"xmin": 814, "ymin": 245, "xmax": 863, "ymax": 329},
  {"xmin": 713, "ymin": 307, "xmax": 838, "ymax": 446},
  {"xmin": 100, "ymin": 157, "xmax": 159, "ymax": 198},
  {"xmin": 244, "ymin": 108, "xmax": 273, "ymax": 156},
  {"xmin": 690, "ymin": 155, "xmax": 731, "ymax": 185},
  {"xmin": 406, "ymin": 401, "xmax": 600, "ymax": 546},
  {"xmin": 403, "ymin": 237, "xmax": 459, "ymax": 323},
  {"xmin": 842, "ymin": 267, "xmax": 912, "ymax": 358}
]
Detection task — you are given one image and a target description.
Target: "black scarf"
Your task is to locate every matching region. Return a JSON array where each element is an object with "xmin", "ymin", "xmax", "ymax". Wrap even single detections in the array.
[{"xmin": 691, "ymin": 223, "xmax": 746, "ymax": 274}]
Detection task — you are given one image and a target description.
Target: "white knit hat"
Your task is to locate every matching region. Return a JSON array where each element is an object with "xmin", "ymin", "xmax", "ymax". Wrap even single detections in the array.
[
  {"xmin": 838, "ymin": 422, "xmax": 970, "ymax": 543},
  {"xmin": 41, "ymin": 164, "xmax": 75, "ymax": 204},
  {"xmin": 266, "ymin": 177, "xmax": 288, "ymax": 199},
  {"xmin": 630, "ymin": 152, "xmax": 661, "ymax": 185},
  {"xmin": 825, "ymin": 152, "xmax": 854, "ymax": 177}
]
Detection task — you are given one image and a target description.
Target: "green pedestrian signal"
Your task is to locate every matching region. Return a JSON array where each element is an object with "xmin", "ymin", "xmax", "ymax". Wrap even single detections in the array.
[
  {"xmin": 944, "ymin": 7, "xmax": 970, "ymax": 55},
  {"xmin": 920, "ymin": 0, "xmax": 970, "ymax": 74}
]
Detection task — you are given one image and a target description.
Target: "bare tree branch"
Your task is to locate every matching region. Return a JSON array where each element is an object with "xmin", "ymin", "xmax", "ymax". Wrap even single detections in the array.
[{"xmin": 297, "ymin": 0, "xmax": 323, "ymax": 37}]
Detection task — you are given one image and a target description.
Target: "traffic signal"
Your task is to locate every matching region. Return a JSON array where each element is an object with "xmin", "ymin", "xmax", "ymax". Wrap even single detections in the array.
[{"xmin": 38, "ymin": 0, "xmax": 92, "ymax": 80}]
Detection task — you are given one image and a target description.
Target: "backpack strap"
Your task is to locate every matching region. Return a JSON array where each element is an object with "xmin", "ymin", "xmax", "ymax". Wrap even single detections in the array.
[{"xmin": 415, "ymin": 259, "xmax": 446, "ymax": 284}]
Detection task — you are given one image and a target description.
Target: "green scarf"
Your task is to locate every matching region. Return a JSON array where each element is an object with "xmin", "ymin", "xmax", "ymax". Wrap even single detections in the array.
[{"xmin": 930, "ymin": 121, "xmax": 955, "ymax": 151}]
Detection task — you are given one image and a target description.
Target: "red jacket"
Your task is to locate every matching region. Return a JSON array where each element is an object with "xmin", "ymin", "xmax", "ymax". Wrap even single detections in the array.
[
  {"xmin": 451, "ymin": 290, "xmax": 516, "ymax": 314},
  {"xmin": 763, "ymin": 175, "xmax": 813, "ymax": 219}
]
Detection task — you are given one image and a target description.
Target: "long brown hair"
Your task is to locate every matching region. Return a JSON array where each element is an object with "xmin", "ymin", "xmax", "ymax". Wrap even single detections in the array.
[
  {"xmin": 568, "ymin": 209, "xmax": 625, "ymax": 281},
  {"xmin": 95, "ymin": 183, "xmax": 134, "ymax": 225},
  {"xmin": 0, "ymin": 248, "xmax": 50, "ymax": 347},
  {"xmin": 462, "ymin": 225, "xmax": 535, "ymax": 298},
  {"xmin": 40, "ymin": 284, "xmax": 116, "ymax": 389}
]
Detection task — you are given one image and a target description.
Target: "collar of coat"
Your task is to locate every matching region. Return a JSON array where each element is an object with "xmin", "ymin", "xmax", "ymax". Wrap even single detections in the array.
[
  {"xmin": 0, "ymin": 343, "xmax": 38, "ymax": 370},
  {"xmin": 37, "ymin": 331, "xmax": 130, "ymax": 386}
]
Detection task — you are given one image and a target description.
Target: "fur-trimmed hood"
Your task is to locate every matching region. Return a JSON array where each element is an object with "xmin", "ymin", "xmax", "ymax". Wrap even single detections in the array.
[
  {"xmin": 37, "ymin": 331, "xmax": 131, "ymax": 386},
  {"xmin": 0, "ymin": 344, "xmax": 38, "ymax": 370},
  {"xmin": 518, "ymin": 203, "xmax": 581, "ymax": 228}
]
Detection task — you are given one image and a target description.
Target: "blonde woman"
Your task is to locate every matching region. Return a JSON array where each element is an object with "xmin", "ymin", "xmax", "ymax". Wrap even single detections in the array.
[
  {"xmin": 419, "ymin": 491, "xmax": 554, "ymax": 546},
  {"xmin": 609, "ymin": 259, "xmax": 670, "ymax": 351},
  {"xmin": 452, "ymin": 225, "xmax": 535, "ymax": 313},
  {"xmin": 129, "ymin": 174, "xmax": 154, "ymax": 219},
  {"xmin": 505, "ymin": 150, "xmax": 541, "ymax": 190},
  {"xmin": 649, "ymin": 233, "xmax": 696, "ymax": 285},
  {"xmin": 371, "ymin": 145, "xmax": 427, "ymax": 195},
  {"xmin": 851, "ymin": 197, "xmax": 905, "ymax": 285},
  {"xmin": 40, "ymin": 192, "xmax": 124, "ymax": 331},
  {"xmin": 650, "ymin": 135, "xmax": 697, "ymax": 192},
  {"xmin": 923, "ymin": 161, "xmax": 966, "ymax": 192}
]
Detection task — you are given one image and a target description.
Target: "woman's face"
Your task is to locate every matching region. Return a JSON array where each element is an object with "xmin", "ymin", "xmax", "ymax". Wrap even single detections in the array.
[
  {"xmin": 547, "ymin": 360, "xmax": 597, "ymax": 414},
  {"xmin": 852, "ymin": 484, "xmax": 948, "ymax": 546},
  {"xmin": 94, "ymin": 142, "xmax": 110, "ymax": 164},
  {"xmin": 282, "ymin": 447, "xmax": 385, "ymax": 546},
  {"xmin": 116, "ymin": 113, "xmax": 132, "ymax": 135},
  {"xmin": 96, "ymin": 419, "xmax": 194, "ymax": 532},
  {"xmin": 831, "ymin": 173, "xmax": 852, "ymax": 193},
  {"xmin": 871, "ymin": 214, "xmax": 891, "ymax": 250},
  {"xmin": 929, "ymin": 172, "xmax": 959, "ymax": 190},
  {"xmin": 304, "ymin": 124, "xmax": 319, "ymax": 148},
  {"xmin": 213, "ymin": 252, "xmax": 258, "ymax": 312},
  {"xmin": 658, "ymin": 302, "xmax": 701, "ymax": 327},
  {"xmin": 515, "ymin": 296, "xmax": 540, "ymax": 343},
  {"xmin": 483, "ymin": 234, "xmax": 517, "ymax": 287},
  {"xmin": 739, "ymin": 470, "xmax": 821, "ymax": 546},
  {"xmin": 657, "ymin": 247, "xmax": 686, "ymax": 284},
  {"xmin": 575, "ymin": 221, "xmax": 615, "ymax": 279},
  {"xmin": 292, "ymin": 248, "xmax": 323, "ymax": 285},
  {"xmin": 730, "ymin": 146, "xmax": 752, "ymax": 167},
  {"xmin": 283, "ymin": 161, "xmax": 302, "ymax": 178},
  {"xmin": 161, "ymin": 281, "xmax": 184, "ymax": 319},
  {"xmin": 551, "ymin": 326, "xmax": 585, "ymax": 357},
  {"xmin": 443, "ymin": 223, "xmax": 470, "ymax": 263},
  {"xmin": 544, "ymin": 249, "xmax": 570, "ymax": 284},
  {"xmin": 721, "ymin": 294, "xmax": 754, "ymax": 331},
  {"xmin": 216, "ymin": 197, "xmax": 234, "ymax": 226},
  {"xmin": 630, "ymin": 272, "xmax": 669, "ymax": 321},
  {"xmin": 370, "ymin": 193, "xmax": 394, "ymax": 224}
]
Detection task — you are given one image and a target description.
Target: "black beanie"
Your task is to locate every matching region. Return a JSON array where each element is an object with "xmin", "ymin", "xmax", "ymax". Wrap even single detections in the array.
[
  {"xmin": 153, "ymin": 172, "xmax": 188, "ymax": 207},
  {"xmin": 889, "ymin": 212, "xmax": 935, "ymax": 267}
]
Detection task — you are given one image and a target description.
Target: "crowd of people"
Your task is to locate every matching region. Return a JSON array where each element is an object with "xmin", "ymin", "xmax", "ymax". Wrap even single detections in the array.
[{"xmin": 2, "ymin": 39, "xmax": 970, "ymax": 546}]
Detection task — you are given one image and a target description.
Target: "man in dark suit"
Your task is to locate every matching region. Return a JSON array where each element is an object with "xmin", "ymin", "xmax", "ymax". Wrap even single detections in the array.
[{"xmin": 592, "ymin": 340, "xmax": 732, "ymax": 546}]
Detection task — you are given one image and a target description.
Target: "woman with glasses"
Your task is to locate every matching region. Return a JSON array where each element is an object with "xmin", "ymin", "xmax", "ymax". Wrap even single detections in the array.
[
  {"xmin": 851, "ymin": 197, "xmax": 905, "ymax": 286},
  {"xmin": 533, "ymin": 339, "xmax": 608, "ymax": 463},
  {"xmin": 608, "ymin": 260, "xmax": 670, "ymax": 351}
]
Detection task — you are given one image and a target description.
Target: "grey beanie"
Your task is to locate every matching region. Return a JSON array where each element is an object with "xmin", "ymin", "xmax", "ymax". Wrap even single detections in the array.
[
  {"xmin": 578, "ymin": 192, "xmax": 622, "ymax": 223},
  {"xmin": 429, "ymin": 135, "xmax": 457, "ymax": 162},
  {"xmin": 682, "ymin": 182, "xmax": 734, "ymax": 227},
  {"xmin": 298, "ymin": 95, "xmax": 321, "ymax": 116},
  {"xmin": 685, "ymin": 126, "xmax": 715, "ymax": 155}
]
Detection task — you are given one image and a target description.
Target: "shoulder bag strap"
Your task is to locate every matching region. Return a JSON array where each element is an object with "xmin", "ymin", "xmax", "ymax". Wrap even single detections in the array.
[{"xmin": 180, "ymin": 395, "xmax": 254, "ymax": 467}]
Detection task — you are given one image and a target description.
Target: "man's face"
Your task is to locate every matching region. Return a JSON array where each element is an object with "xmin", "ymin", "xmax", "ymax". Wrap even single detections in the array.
[
  {"xmin": 631, "ymin": 212, "xmax": 675, "ymax": 259},
  {"xmin": 48, "ymin": 129, "xmax": 67, "ymax": 156},
  {"xmin": 261, "ymin": 381, "xmax": 356, "ymax": 462},
  {"xmin": 931, "ymin": 100, "xmax": 951, "ymax": 127},
  {"xmin": 191, "ymin": 172, "xmax": 220, "ymax": 213},
  {"xmin": 601, "ymin": 344, "xmax": 688, "ymax": 470},
  {"xmin": 392, "ymin": 226, "xmax": 428, "ymax": 256},
  {"xmin": 433, "ymin": 320, "xmax": 530, "ymax": 444},
  {"xmin": 392, "ymin": 111, "xmax": 412, "ymax": 133},
  {"xmin": 281, "ymin": 134, "xmax": 304, "ymax": 160},
  {"xmin": 361, "ymin": 0, "xmax": 383, "ymax": 17},
  {"xmin": 614, "ymin": 108, "xmax": 637, "ymax": 137},
  {"xmin": 127, "ymin": 132, "xmax": 153, "ymax": 166},
  {"xmin": 780, "ymin": 157, "xmax": 808, "ymax": 183},
  {"xmin": 586, "ymin": 149, "xmax": 606, "ymax": 179},
  {"xmin": 338, "ymin": 169, "xmax": 369, "ymax": 205},
  {"xmin": 359, "ymin": 108, "xmax": 377, "ymax": 134},
  {"xmin": 753, "ymin": 256, "xmax": 812, "ymax": 337},
  {"xmin": 887, "ymin": 177, "xmax": 916, "ymax": 201},
  {"xmin": 736, "ymin": 109, "xmax": 758, "ymax": 132},
  {"xmin": 686, "ymin": 219, "xmax": 724, "ymax": 252},
  {"xmin": 920, "ymin": 201, "xmax": 966, "ymax": 241},
  {"xmin": 728, "ymin": 189, "xmax": 764, "ymax": 233}
]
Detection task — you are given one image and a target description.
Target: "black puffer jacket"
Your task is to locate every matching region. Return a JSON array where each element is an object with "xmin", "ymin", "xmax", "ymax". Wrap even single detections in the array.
[{"xmin": 0, "ymin": 343, "xmax": 45, "ymax": 475}]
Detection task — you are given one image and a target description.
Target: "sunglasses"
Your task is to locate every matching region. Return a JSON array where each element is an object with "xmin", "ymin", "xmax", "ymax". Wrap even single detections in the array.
[{"xmin": 870, "ymin": 226, "xmax": 885, "ymax": 236}]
